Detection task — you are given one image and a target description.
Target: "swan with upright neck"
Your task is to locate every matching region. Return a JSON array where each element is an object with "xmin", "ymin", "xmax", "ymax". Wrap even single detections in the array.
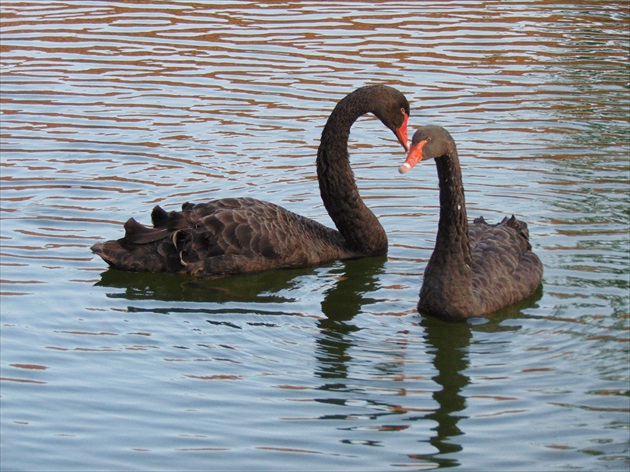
[
  {"xmin": 399, "ymin": 125, "xmax": 543, "ymax": 321},
  {"xmin": 91, "ymin": 85, "xmax": 410, "ymax": 276}
]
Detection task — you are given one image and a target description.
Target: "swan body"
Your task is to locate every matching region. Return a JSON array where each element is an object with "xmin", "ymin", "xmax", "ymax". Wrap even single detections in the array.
[
  {"xmin": 92, "ymin": 85, "xmax": 410, "ymax": 276},
  {"xmin": 399, "ymin": 125, "xmax": 543, "ymax": 321}
]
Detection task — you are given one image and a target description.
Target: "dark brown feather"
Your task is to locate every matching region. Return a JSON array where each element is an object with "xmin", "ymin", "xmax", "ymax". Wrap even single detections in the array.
[
  {"xmin": 406, "ymin": 126, "xmax": 543, "ymax": 321},
  {"xmin": 91, "ymin": 85, "xmax": 411, "ymax": 277}
]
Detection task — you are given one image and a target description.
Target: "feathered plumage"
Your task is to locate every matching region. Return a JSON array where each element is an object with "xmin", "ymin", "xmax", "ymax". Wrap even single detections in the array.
[
  {"xmin": 92, "ymin": 85, "xmax": 410, "ymax": 276},
  {"xmin": 399, "ymin": 125, "xmax": 543, "ymax": 321}
]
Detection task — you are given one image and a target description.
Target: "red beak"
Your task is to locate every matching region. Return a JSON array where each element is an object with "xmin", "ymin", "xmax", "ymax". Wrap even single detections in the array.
[
  {"xmin": 395, "ymin": 112, "xmax": 410, "ymax": 151},
  {"xmin": 398, "ymin": 139, "xmax": 427, "ymax": 174}
]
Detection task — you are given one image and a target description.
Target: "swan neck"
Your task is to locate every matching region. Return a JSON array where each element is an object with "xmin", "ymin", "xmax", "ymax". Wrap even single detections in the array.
[
  {"xmin": 434, "ymin": 149, "xmax": 472, "ymax": 265},
  {"xmin": 316, "ymin": 95, "xmax": 387, "ymax": 255}
]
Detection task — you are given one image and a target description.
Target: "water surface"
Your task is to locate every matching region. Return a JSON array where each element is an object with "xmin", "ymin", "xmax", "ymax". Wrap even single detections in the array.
[{"xmin": 1, "ymin": 1, "xmax": 629, "ymax": 471}]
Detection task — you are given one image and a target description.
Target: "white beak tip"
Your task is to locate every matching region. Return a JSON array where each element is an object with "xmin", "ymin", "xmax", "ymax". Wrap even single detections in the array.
[{"xmin": 398, "ymin": 163, "xmax": 412, "ymax": 174}]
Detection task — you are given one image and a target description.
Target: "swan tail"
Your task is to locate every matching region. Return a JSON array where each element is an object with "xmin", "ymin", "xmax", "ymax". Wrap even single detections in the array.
[
  {"xmin": 90, "ymin": 238, "xmax": 169, "ymax": 272},
  {"xmin": 502, "ymin": 215, "xmax": 531, "ymax": 247},
  {"xmin": 90, "ymin": 205, "xmax": 189, "ymax": 272},
  {"xmin": 473, "ymin": 214, "xmax": 531, "ymax": 247},
  {"xmin": 90, "ymin": 201, "xmax": 280, "ymax": 275}
]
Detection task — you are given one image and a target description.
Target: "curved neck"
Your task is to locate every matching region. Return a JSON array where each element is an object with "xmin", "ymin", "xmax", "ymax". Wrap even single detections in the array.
[
  {"xmin": 316, "ymin": 94, "xmax": 387, "ymax": 255},
  {"xmin": 420, "ymin": 141, "xmax": 477, "ymax": 319},
  {"xmin": 431, "ymin": 147, "xmax": 473, "ymax": 272}
]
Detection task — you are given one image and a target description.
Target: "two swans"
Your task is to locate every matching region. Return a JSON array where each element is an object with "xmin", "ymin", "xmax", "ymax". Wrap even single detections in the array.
[{"xmin": 92, "ymin": 89, "xmax": 543, "ymax": 321}]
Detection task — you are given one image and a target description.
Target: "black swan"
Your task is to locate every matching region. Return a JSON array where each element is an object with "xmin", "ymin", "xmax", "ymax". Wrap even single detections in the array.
[
  {"xmin": 398, "ymin": 125, "xmax": 543, "ymax": 321},
  {"xmin": 91, "ymin": 85, "xmax": 410, "ymax": 276}
]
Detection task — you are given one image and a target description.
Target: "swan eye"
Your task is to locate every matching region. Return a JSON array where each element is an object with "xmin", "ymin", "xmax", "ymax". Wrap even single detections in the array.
[{"xmin": 426, "ymin": 137, "xmax": 432, "ymax": 143}]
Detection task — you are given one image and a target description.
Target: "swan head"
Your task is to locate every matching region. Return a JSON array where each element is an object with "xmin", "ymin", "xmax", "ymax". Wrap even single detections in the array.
[
  {"xmin": 398, "ymin": 125, "xmax": 455, "ymax": 174},
  {"xmin": 367, "ymin": 85, "xmax": 411, "ymax": 151}
]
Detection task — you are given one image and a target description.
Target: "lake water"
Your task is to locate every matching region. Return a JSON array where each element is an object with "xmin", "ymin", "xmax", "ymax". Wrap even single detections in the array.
[{"xmin": 1, "ymin": 1, "xmax": 628, "ymax": 471}]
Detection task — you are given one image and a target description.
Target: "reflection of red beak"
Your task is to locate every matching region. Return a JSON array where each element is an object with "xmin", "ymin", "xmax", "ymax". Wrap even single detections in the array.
[
  {"xmin": 398, "ymin": 139, "xmax": 427, "ymax": 174},
  {"xmin": 395, "ymin": 112, "xmax": 410, "ymax": 151}
]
